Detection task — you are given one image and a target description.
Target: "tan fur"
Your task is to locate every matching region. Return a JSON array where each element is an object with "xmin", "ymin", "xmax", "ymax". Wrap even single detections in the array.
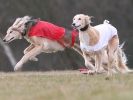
[
  {"xmin": 15, "ymin": 36, "xmax": 66, "ymax": 71},
  {"xmin": 106, "ymin": 35, "xmax": 119, "ymax": 77},
  {"xmin": 87, "ymin": 27, "xmax": 100, "ymax": 46}
]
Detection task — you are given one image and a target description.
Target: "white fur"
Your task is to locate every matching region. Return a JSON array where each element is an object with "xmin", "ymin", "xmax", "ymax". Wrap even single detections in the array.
[{"xmin": 80, "ymin": 22, "xmax": 117, "ymax": 51}]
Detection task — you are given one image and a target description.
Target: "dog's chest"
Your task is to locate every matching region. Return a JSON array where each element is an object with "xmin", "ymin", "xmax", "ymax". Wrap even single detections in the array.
[
  {"xmin": 24, "ymin": 36, "xmax": 34, "ymax": 44},
  {"xmin": 79, "ymin": 32, "xmax": 90, "ymax": 46}
]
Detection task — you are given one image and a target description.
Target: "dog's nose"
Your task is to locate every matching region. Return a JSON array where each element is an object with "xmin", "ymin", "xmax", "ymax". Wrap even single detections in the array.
[
  {"xmin": 3, "ymin": 39, "xmax": 6, "ymax": 42},
  {"xmin": 72, "ymin": 23, "xmax": 75, "ymax": 26}
]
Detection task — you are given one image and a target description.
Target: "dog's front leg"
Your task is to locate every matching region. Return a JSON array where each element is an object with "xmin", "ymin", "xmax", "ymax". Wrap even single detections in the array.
[
  {"xmin": 83, "ymin": 52, "xmax": 95, "ymax": 74},
  {"xmin": 24, "ymin": 44, "xmax": 38, "ymax": 61},
  {"xmin": 14, "ymin": 45, "xmax": 43, "ymax": 71},
  {"xmin": 95, "ymin": 53, "xmax": 102, "ymax": 74},
  {"xmin": 24, "ymin": 44, "xmax": 35, "ymax": 54}
]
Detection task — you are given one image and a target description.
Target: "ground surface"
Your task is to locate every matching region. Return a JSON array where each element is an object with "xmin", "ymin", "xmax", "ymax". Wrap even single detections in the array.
[{"xmin": 0, "ymin": 71, "xmax": 133, "ymax": 100}]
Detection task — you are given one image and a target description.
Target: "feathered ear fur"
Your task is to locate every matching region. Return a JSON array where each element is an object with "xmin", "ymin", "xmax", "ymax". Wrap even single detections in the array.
[
  {"xmin": 23, "ymin": 18, "xmax": 40, "ymax": 36},
  {"xmin": 12, "ymin": 18, "xmax": 22, "ymax": 27},
  {"xmin": 25, "ymin": 20, "xmax": 37, "ymax": 27},
  {"xmin": 12, "ymin": 16, "xmax": 32, "ymax": 28},
  {"xmin": 25, "ymin": 18, "xmax": 40, "ymax": 27},
  {"xmin": 85, "ymin": 15, "xmax": 94, "ymax": 25}
]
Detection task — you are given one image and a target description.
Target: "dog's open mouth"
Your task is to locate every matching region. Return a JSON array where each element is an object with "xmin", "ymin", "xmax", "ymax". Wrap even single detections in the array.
[
  {"xmin": 4, "ymin": 37, "xmax": 15, "ymax": 43},
  {"xmin": 73, "ymin": 25, "xmax": 81, "ymax": 29}
]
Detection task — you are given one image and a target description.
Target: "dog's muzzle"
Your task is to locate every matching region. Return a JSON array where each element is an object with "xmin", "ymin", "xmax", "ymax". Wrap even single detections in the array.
[
  {"xmin": 72, "ymin": 23, "xmax": 76, "ymax": 27},
  {"xmin": 72, "ymin": 23, "xmax": 81, "ymax": 29},
  {"xmin": 3, "ymin": 39, "xmax": 6, "ymax": 42}
]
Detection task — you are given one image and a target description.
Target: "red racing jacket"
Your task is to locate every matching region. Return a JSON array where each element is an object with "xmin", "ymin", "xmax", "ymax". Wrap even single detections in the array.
[
  {"xmin": 28, "ymin": 21, "xmax": 65, "ymax": 40},
  {"xmin": 28, "ymin": 20, "xmax": 78, "ymax": 47}
]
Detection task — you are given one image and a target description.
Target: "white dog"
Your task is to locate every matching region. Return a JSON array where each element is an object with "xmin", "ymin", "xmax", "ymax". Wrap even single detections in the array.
[
  {"xmin": 72, "ymin": 14, "xmax": 130, "ymax": 79},
  {"xmin": 3, "ymin": 16, "xmax": 82, "ymax": 71}
]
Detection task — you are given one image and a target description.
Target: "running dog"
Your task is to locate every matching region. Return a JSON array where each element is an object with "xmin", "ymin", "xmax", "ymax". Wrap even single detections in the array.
[
  {"xmin": 3, "ymin": 16, "xmax": 82, "ymax": 71},
  {"xmin": 72, "ymin": 14, "xmax": 130, "ymax": 79},
  {"xmin": 3, "ymin": 16, "xmax": 130, "ymax": 74}
]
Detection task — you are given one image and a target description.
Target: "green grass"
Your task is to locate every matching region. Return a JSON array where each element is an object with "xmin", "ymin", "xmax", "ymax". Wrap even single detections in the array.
[{"xmin": 0, "ymin": 71, "xmax": 133, "ymax": 100}]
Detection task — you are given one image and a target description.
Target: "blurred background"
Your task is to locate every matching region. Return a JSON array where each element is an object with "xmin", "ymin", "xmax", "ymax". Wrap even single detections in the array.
[{"xmin": 0, "ymin": 0, "xmax": 133, "ymax": 71}]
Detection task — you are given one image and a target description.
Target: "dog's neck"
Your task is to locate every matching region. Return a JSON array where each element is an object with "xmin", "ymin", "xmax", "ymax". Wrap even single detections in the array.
[
  {"xmin": 80, "ymin": 25, "xmax": 89, "ymax": 31},
  {"xmin": 79, "ymin": 26, "xmax": 99, "ymax": 46},
  {"xmin": 20, "ymin": 24, "xmax": 32, "ymax": 37},
  {"xmin": 22, "ymin": 19, "xmax": 39, "ymax": 37},
  {"xmin": 22, "ymin": 25, "xmax": 32, "ymax": 37}
]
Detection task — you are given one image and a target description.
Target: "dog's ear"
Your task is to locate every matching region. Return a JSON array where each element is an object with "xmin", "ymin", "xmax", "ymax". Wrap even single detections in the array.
[
  {"xmin": 23, "ymin": 18, "xmax": 40, "ymax": 36},
  {"xmin": 25, "ymin": 20, "xmax": 36, "ymax": 27},
  {"xmin": 85, "ymin": 15, "xmax": 93, "ymax": 25},
  {"xmin": 25, "ymin": 18, "xmax": 40, "ymax": 27}
]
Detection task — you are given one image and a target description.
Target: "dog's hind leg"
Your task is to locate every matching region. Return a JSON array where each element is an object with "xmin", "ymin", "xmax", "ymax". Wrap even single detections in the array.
[
  {"xmin": 14, "ymin": 45, "xmax": 43, "ymax": 71},
  {"xmin": 106, "ymin": 35, "xmax": 119, "ymax": 79}
]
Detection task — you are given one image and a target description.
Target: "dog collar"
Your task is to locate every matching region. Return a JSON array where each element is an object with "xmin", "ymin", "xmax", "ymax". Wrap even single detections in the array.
[
  {"xmin": 22, "ymin": 29, "xmax": 27, "ymax": 36},
  {"xmin": 80, "ymin": 25, "xmax": 89, "ymax": 31}
]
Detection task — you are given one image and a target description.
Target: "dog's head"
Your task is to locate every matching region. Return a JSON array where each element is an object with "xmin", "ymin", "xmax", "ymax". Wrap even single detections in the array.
[
  {"xmin": 72, "ymin": 14, "xmax": 93, "ymax": 30},
  {"xmin": 3, "ymin": 16, "xmax": 37, "ymax": 43}
]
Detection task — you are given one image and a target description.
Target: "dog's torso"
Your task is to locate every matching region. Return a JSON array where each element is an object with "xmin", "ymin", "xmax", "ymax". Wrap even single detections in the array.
[
  {"xmin": 24, "ymin": 36, "xmax": 65, "ymax": 53},
  {"xmin": 28, "ymin": 21, "xmax": 65, "ymax": 40},
  {"xmin": 24, "ymin": 21, "xmax": 79, "ymax": 53},
  {"xmin": 79, "ymin": 22, "xmax": 118, "ymax": 52}
]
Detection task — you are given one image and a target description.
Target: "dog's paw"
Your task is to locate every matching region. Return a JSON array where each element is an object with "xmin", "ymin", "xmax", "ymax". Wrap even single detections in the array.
[
  {"xmin": 96, "ymin": 69, "xmax": 106, "ymax": 74},
  {"xmin": 29, "ymin": 57, "xmax": 38, "ymax": 61},
  {"xmin": 23, "ymin": 50, "xmax": 28, "ymax": 55},
  {"xmin": 14, "ymin": 63, "xmax": 22, "ymax": 72},
  {"xmin": 87, "ymin": 70, "xmax": 96, "ymax": 75}
]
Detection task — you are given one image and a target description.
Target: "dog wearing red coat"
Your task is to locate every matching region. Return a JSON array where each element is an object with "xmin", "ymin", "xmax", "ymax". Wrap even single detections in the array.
[{"xmin": 3, "ymin": 16, "xmax": 81, "ymax": 71}]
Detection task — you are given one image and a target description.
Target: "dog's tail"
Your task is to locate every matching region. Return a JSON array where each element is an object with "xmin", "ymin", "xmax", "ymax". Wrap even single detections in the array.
[
  {"xmin": 117, "ymin": 42, "xmax": 133, "ymax": 73},
  {"xmin": 103, "ymin": 20, "xmax": 110, "ymax": 24}
]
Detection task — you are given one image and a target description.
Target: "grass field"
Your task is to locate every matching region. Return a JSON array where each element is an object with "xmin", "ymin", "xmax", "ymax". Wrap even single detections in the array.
[{"xmin": 0, "ymin": 71, "xmax": 133, "ymax": 100}]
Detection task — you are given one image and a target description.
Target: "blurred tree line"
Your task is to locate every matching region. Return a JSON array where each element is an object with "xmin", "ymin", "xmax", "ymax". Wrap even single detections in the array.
[{"xmin": 0, "ymin": 0, "xmax": 133, "ymax": 71}]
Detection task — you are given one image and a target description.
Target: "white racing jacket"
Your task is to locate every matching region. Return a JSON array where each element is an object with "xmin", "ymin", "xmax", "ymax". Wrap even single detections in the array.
[{"xmin": 80, "ymin": 20, "xmax": 118, "ymax": 52}]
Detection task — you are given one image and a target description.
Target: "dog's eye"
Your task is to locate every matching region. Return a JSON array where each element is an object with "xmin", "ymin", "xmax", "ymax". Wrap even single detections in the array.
[
  {"xmin": 73, "ymin": 18, "xmax": 75, "ymax": 20},
  {"xmin": 78, "ymin": 18, "xmax": 81, "ymax": 20},
  {"xmin": 10, "ymin": 31, "xmax": 13, "ymax": 33}
]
